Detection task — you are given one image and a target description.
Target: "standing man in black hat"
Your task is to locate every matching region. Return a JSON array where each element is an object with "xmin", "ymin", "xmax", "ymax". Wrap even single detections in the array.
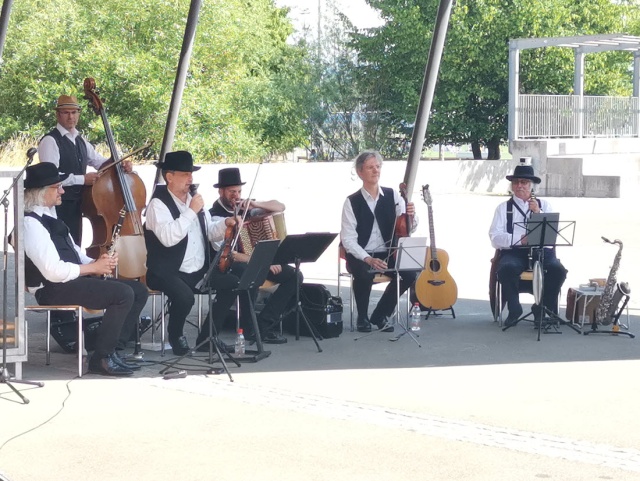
[
  {"xmin": 209, "ymin": 167, "xmax": 297, "ymax": 344},
  {"xmin": 489, "ymin": 163, "xmax": 567, "ymax": 326},
  {"xmin": 23, "ymin": 162, "xmax": 148, "ymax": 376},
  {"xmin": 144, "ymin": 152, "xmax": 242, "ymax": 355}
]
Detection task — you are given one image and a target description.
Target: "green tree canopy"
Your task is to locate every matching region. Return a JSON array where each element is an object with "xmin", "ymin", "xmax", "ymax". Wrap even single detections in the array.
[
  {"xmin": 355, "ymin": 0, "xmax": 640, "ymax": 159},
  {"xmin": 0, "ymin": 0, "xmax": 313, "ymax": 162}
]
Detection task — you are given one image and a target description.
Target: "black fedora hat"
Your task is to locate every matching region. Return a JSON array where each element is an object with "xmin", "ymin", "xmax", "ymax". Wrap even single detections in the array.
[
  {"xmin": 24, "ymin": 163, "xmax": 65, "ymax": 189},
  {"xmin": 506, "ymin": 164, "xmax": 541, "ymax": 184},
  {"xmin": 155, "ymin": 151, "xmax": 201, "ymax": 172},
  {"xmin": 214, "ymin": 168, "xmax": 246, "ymax": 188}
]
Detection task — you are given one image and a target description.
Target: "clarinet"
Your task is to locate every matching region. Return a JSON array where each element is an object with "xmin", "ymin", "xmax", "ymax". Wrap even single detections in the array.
[{"xmin": 104, "ymin": 208, "xmax": 126, "ymax": 279}]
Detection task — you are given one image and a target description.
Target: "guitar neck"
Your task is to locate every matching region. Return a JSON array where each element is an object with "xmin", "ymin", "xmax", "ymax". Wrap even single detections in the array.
[{"xmin": 428, "ymin": 205, "xmax": 438, "ymax": 259}]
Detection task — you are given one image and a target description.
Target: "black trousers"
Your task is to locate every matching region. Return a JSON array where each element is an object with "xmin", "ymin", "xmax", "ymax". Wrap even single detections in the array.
[
  {"xmin": 345, "ymin": 251, "xmax": 417, "ymax": 323},
  {"xmin": 226, "ymin": 262, "xmax": 302, "ymax": 335},
  {"xmin": 497, "ymin": 248, "xmax": 567, "ymax": 315},
  {"xmin": 147, "ymin": 266, "xmax": 240, "ymax": 341},
  {"xmin": 35, "ymin": 277, "xmax": 149, "ymax": 357},
  {"xmin": 56, "ymin": 199, "xmax": 83, "ymax": 246}
]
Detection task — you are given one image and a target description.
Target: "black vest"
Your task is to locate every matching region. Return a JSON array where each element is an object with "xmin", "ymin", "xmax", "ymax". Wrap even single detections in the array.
[
  {"xmin": 43, "ymin": 128, "xmax": 88, "ymax": 201},
  {"xmin": 144, "ymin": 185, "xmax": 191, "ymax": 277},
  {"xmin": 506, "ymin": 197, "xmax": 542, "ymax": 234},
  {"xmin": 24, "ymin": 212, "xmax": 81, "ymax": 288},
  {"xmin": 348, "ymin": 187, "xmax": 396, "ymax": 249}
]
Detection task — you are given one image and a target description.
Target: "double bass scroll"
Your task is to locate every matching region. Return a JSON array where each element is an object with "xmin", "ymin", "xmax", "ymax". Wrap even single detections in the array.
[{"xmin": 81, "ymin": 78, "xmax": 147, "ymax": 278}]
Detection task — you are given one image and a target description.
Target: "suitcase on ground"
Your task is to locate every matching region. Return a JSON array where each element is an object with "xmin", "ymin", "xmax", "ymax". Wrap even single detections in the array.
[{"xmin": 283, "ymin": 283, "xmax": 343, "ymax": 338}]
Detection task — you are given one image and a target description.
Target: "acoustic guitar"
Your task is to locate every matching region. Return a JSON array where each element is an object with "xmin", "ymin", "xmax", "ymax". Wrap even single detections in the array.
[{"xmin": 414, "ymin": 185, "xmax": 458, "ymax": 310}]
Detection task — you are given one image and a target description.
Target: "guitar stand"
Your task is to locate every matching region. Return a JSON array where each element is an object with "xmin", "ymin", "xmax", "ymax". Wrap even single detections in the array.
[{"xmin": 423, "ymin": 306, "xmax": 456, "ymax": 320}]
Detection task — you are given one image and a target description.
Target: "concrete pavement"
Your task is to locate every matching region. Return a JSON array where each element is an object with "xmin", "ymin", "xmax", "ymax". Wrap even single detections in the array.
[{"xmin": 1, "ymin": 161, "xmax": 640, "ymax": 481}]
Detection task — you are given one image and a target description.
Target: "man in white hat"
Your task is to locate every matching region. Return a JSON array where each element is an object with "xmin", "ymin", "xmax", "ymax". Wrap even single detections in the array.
[{"xmin": 489, "ymin": 164, "xmax": 567, "ymax": 326}]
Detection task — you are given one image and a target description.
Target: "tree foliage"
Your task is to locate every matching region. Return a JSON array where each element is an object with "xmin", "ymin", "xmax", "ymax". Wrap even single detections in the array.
[
  {"xmin": 356, "ymin": 0, "xmax": 640, "ymax": 159},
  {"xmin": 0, "ymin": 0, "xmax": 313, "ymax": 162}
]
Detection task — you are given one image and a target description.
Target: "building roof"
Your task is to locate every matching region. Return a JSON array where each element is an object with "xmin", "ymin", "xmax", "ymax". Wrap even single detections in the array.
[{"xmin": 511, "ymin": 34, "xmax": 640, "ymax": 54}]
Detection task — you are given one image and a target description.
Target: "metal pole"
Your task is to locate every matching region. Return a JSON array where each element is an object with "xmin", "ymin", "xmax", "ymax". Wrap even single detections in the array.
[
  {"xmin": 403, "ymin": 0, "xmax": 454, "ymax": 200},
  {"xmin": 154, "ymin": 0, "xmax": 203, "ymax": 187},
  {"xmin": 0, "ymin": 0, "xmax": 14, "ymax": 62}
]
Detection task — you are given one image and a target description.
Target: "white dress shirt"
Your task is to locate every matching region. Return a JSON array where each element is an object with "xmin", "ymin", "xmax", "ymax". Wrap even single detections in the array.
[
  {"xmin": 38, "ymin": 123, "xmax": 107, "ymax": 187},
  {"xmin": 24, "ymin": 205, "xmax": 93, "ymax": 292},
  {"xmin": 145, "ymin": 189, "xmax": 227, "ymax": 273},
  {"xmin": 341, "ymin": 186, "xmax": 417, "ymax": 261},
  {"xmin": 489, "ymin": 196, "xmax": 553, "ymax": 250}
]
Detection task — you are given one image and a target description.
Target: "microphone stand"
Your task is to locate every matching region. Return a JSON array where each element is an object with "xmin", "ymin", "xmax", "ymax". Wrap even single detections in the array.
[{"xmin": 1, "ymin": 148, "xmax": 44, "ymax": 404}]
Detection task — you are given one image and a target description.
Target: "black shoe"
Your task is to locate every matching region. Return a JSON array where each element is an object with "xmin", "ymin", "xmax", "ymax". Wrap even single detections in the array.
[
  {"xmin": 356, "ymin": 316, "xmax": 372, "ymax": 333},
  {"xmin": 371, "ymin": 316, "xmax": 394, "ymax": 332},
  {"xmin": 111, "ymin": 351, "xmax": 141, "ymax": 371},
  {"xmin": 504, "ymin": 306, "xmax": 523, "ymax": 327},
  {"xmin": 88, "ymin": 354, "xmax": 134, "ymax": 377},
  {"xmin": 169, "ymin": 335, "xmax": 191, "ymax": 356},
  {"xmin": 262, "ymin": 331, "xmax": 287, "ymax": 344}
]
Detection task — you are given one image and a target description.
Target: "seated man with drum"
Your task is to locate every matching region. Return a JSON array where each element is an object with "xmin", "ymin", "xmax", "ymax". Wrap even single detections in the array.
[
  {"xmin": 488, "ymin": 164, "xmax": 567, "ymax": 326},
  {"xmin": 23, "ymin": 163, "xmax": 148, "ymax": 376},
  {"xmin": 209, "ymin": 167, "xmax": 300, "ymax": 344}
]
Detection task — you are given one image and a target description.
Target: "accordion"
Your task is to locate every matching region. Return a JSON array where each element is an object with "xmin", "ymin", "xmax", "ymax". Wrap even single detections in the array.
[{"xmin": 237, "ymin": 212, "xmax": 286, "ymax": 256}]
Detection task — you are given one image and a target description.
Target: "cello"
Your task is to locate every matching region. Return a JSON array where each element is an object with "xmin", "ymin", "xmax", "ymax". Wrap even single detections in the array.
[{"xmin": 82, "ymin": 78, "xmax": 147, "ymax": 278}]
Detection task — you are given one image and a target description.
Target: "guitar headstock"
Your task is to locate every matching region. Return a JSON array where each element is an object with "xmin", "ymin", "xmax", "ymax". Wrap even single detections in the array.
[{"xmin": 421, "ymin": 184, "xmax": 432, "ymax": 206}]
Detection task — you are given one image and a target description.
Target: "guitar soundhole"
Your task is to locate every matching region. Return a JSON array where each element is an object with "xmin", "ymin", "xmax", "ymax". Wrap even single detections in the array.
[{"xmin": 429, "ymin": 260, "xmax": 441, "ymax": 272}]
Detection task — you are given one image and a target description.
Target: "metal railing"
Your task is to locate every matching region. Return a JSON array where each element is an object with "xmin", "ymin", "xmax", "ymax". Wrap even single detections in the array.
[{"xmin": 517, "ymin": 94, "xmax": 640, "ymax": 139}]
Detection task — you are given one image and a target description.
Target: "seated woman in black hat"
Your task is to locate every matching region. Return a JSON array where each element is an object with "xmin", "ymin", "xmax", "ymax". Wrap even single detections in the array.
[
  {"xmin": 488, "ymin": 163, "xmax": 567, "ymax": 326},
  {"xmin": 23, "ymin": 162, "xmax": 148, "ymax": 376}
]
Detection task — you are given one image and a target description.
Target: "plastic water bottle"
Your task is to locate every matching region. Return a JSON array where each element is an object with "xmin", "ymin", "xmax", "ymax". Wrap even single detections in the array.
[
  {"xmin": 235, "ymin": 329, "xmax": 245, "ymax": 356},
  {"xmin": 410, "ymin": 303, "xmax": 421, "ymax": 332}
]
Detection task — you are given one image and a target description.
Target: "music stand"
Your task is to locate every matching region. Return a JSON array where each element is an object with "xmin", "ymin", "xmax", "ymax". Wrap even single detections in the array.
[
  {"xmin": 1, "ymin": 150, "xmax": 44, "ymax": 404},
  {"xmin": 272, "ymin": 232, "xmax": 338, "ymax": 352},
  {"xmin": 158, "ymin": 242, "xmax": 279, "ymax": 380},
  {"xmin": 355, "ymin": 237, "xmax": 427, "ymax": 347},
  {"xmin": 503, "ymin": 216, "xmax": 578, "ymax": 341},
  {"xmin": 233, "ymin": 239, "xmax": 280, "ymax": 362}
]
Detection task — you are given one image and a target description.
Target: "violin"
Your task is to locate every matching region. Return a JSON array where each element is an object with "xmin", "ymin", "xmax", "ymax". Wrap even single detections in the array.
[
  {"xmin": 82, "ymin": 78, "xmax": 147, "ymax": 278},
  {"xmin": 394, "ymin": 183, "xmax": 412, "ymax": 239},
  {"xmin": 217, "ymin": 221, "xmax": 237, "ymax": 273}
]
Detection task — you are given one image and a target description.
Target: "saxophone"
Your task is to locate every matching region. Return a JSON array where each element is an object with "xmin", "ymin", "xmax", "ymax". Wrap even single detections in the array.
[
  {"xmin": 104, "ymin": 208, "xmax": 126, "ymax": 279},
  {"xmin": 595, "ymin": 237, "xmax": 624, "ymax": 325}
]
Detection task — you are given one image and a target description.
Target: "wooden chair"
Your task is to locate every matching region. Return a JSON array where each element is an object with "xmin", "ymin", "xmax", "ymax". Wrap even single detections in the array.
[{"xmin": 489, "ymin": 249, "xmax": 534, "ymax": 326}]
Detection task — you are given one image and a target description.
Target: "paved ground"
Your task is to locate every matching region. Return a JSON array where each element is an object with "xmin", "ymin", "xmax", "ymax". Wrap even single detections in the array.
[{"xmin": 1, "ymin": 162, "xmax": 639, "ymax": 481}]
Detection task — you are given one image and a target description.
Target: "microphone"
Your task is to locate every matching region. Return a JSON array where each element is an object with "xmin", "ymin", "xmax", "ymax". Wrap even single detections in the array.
[
  {"xmin": 26, "ymin": 147, "xmax": 38, "ymax": 165},
  {"xmin": 189, "ymin": 184, "xmax": 205, "ymax": 218}
]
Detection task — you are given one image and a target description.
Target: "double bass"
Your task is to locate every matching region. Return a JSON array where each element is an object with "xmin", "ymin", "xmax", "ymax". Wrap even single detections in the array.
[{"xmin": 82, "ymin": 78, "xmax": 147, "ymax": 278}]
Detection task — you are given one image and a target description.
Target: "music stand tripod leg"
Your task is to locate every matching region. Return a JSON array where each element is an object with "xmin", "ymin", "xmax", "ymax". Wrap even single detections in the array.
[
  {"xmin": 293, "ymin": 258, "xmax": 322, "ymax": 352},
  {"xmin": 390, "ymin": 273, "xmax": 421, "ymax": 347}
]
